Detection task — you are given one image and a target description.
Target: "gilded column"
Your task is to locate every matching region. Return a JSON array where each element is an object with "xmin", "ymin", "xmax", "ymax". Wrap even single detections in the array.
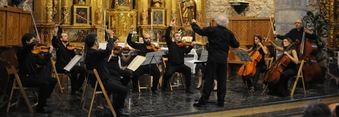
[
  {"xmin": 62, "ymin": 0, "xmax": 72, "ymax": 25},
  {"xmin": 46, "ymin": 0, "xmax": 53, "ymax": 23}
]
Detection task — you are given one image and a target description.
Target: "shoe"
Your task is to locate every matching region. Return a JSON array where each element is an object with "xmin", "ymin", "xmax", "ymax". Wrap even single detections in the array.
[
  {"xmin": 118, "ymin": 108, "xmax": 130, "ymax": 116},
  {"xmin": 217, "ymin": 102, "xmax": 224, "ymax": 107},
  {"xmin": 152, "ymin": 90, "xmax": 158, "ymax": 95},
  {"xmin": 185, "ymin": 89, "xmax": 193, "ymax": 94},
  {"xmin": 36, "ymin": 106, "xmax": 52, "ymax": 114},
  {"xmin": 193, "ymin": 102, "xmax": 206, "ymax": 107}
]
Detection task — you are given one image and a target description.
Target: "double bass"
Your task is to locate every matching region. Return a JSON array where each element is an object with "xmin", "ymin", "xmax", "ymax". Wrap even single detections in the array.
[{"xmin": 299, "ymin": 18, "xmax": 323, "ymax": 82}]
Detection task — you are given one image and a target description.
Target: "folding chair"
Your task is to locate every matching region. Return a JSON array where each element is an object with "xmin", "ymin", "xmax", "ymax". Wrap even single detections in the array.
[
  {"xmin": 88, "ymin": 69, "xmax": 116, "ymax": 117},
  {"xmin": 261, "ymin": 57, "xmax": 274, "ymax": 95},
  {"xmin": 6, "ymin": 65, "xmax": 34, "ymax": 113},
  {"xmin": 138, "ymin": 75, "xmax": 153, "ymax": 92},
  {"xmin": 51, "ymin": 59, "xmax": 69, "ymax": 94},
  {"xmin": 290, "ymin": 60, "xmax": 306, "ymax": 97}
]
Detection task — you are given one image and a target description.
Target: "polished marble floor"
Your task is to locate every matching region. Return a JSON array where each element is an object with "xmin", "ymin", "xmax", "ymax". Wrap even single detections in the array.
[{"xmin": 1, "ymin": 75, "xmax": 339, "ymax": 117}]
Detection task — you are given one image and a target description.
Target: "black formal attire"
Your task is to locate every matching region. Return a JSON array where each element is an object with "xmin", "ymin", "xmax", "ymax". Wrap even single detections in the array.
[
  {"xmin": 276, "ymin": 27, "xmax": 316, "ymax": 42},
  {"xmin": 17, "ymin": 44, "xmax": 57, "ymax": 110},
  {"xmin": 161, "ymin": 26, "xmax": 193, "ymax": 91},
  {"xmin": 191, "ymin": 23, "xmax": 239, "ymax": 106},
  {"xmin": 243, "ymin": 46, "xmax": 267, "ymax": 90},
  {"xmin": 126, "ymin": 34, "xmax": 161, "ymax": 92},
  {"xmin": 85, "ymin": 38, "xmax": 129, "ymax": 112},
  {"xmin": 52, "ymin": 36, "xmax": 85, "ymax": 95},
  {"xmin": 268, "ymin": 50, "xmax": 297, "ymax": 97}
]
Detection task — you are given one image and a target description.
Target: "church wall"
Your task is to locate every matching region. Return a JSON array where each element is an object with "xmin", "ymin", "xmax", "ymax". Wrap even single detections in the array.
[{"xmin": 205, "ymin": 0, "xmax": 274, "ymax": 21}]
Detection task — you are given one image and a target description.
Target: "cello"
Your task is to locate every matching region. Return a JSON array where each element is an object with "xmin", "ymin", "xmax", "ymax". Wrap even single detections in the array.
[
  {"xmin": 263, "ymin": 44, "xmax": 295, "ymax": 84},
  {"xmin": 237, "ymin": 47, "xmax": 262, "ymax": 77}
]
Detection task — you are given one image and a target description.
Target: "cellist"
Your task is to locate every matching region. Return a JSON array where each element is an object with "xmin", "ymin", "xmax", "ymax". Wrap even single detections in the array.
[
  {"xmin": 268, "ymin": 38, "xmax": 299, "ymax": 97},
  {"xmin": 239, "ymin": 34, "xmax": 268, "ymax": 93}
]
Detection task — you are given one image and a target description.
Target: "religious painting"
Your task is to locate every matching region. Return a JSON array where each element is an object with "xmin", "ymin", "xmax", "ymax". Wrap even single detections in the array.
[
  {"xmin": 150, "ymin": 9, "xmax": 165, "ymax": 26},
  {"xmin": 73, "ymin": 5, "xmax": 90, "ymax": 25}
]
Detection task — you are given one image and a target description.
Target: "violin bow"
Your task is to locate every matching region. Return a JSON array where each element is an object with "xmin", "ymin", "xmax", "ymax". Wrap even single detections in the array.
[{"xmin": 29, "ymin": 10, "xmax": 41, "ymax": 43}]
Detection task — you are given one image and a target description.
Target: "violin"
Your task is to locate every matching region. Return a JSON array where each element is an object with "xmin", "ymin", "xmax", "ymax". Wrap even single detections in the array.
[
  {"xmin": 112, "ymin": 45, "xmax": 123, "ymax": 55},
  {"xmin": 146, "ymin": 44, "xmax": 160, "ymax": 52},
  {"xmin": 31, "ymin": 44, "xmax": 50, "ymax": 54},
  {"xmin": 176, "ymin": 41, "xmax": 193, "ymax": 47},
  {"xmin": 66, "ymin": 44, "xmax": 83, "ymax": 51},
  {"xmin": 31, "ymin": 44, "xmax": 51, "ymax": 61}
]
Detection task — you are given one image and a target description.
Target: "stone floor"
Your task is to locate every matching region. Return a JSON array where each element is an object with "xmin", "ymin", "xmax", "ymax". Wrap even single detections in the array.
[{"xmin": 1, "ymin": 75, "xmax": 339, "ymax": 117}]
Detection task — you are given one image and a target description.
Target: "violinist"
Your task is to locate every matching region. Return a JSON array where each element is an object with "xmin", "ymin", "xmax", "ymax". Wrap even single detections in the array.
[
  {"xmin": 85, "ymin": 30, "xmax": 130, "ymax": 116},
  {"xmin": 126, "ymin": 30, "xmax": 161, "ymax": 94},
  {"xmin": 239, "ymin": 34, "xmax": 268, "ymax": 93},
  {"xmin": 17, "ymin": 33, "xmax": 57, "ymax": 113},
  {"xmin": 267, "ymin": 38, "xmax": 299, "ymax": 97},
  {"xmin": 51, "ymin": 27, "xmax": 85, "ymax": 96},
  {"xmin": 161, "ymin": 20, "xmax": 194, "ymax": 93}
]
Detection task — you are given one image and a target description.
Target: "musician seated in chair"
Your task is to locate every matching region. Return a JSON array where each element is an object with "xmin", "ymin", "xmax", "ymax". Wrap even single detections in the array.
[
  {"xmin": 84, "ymin": 31, "xmax": 130, "ymax": 116},
  {"xmin": 267, "ymin": 38, "xmax": 299, "ymax": 97},
  {"xmin": 51, "ymin": 27, "xmax": 85, "ymax": 96},
  {"xmin": 17, "ymin": 33, "xmax": 57, "ymax": 113},
  {"xmin": 161, "ymin": 20, "xmax": 194, "ymax": 93},
  {"xmin": 239, "ymin": 34, "xmax": 268, "ymax": 93},
  {"xmin": 126, "ymin": 30, "xmax": 161, "ymax": 94}
]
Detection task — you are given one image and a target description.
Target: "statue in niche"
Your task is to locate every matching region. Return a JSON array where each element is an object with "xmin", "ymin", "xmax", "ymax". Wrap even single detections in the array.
[
  {"xmin": 141, "ymin": 10, "xmax": 148, "ymax": 25},
  {"xmin": 0, "ymin": 0, "xmax": 8, "ymax": 7},
  {"xmin": 181, "ymin": 0, "xmax": 196, "ymax": 25},
  {"xmin": 112, "ymin": 0, "xmax": 130, "ymax": 7},
  {"xmin": 95, "ymin": 8, "xmax": 103, "ymax": 25},
  {"xmin": 73, "ymin": 0, "xmax": 85, "ymax": 5},
  {"xmin": 151, "ymin": 0, "xmax": 163, "ymax": 8}
]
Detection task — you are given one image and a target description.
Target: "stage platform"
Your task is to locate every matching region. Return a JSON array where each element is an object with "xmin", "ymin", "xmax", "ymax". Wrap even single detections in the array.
[{"xmin": 2, "ymin": 76, "xmax": 339, "ymax": 117}]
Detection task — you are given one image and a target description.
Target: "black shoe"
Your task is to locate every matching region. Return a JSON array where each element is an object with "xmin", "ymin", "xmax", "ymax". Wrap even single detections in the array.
[
  {"xmin": 118, "ymin": 108, "xmax": 130, "ymax": 116},
  {"xmin": 36, "ymin": 106, "xmax": 52, "ymax": 114},
  {"xmin": 152, "ymin": 90, "xmax": 158, "ymax": 95},
  {"xmin": 217, "ymin": 102, "xmax": 224, "ymax": 107},
  {"xmin": 193, "ymin": 102, "xmax": 206, "ymax": 107},
  {"xmin": 185, "ymin": 89, "xmax": 193, "ymax": 94}
]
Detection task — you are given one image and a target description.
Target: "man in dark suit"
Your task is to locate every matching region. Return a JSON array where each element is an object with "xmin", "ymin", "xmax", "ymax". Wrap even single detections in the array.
[{"xmin": 191, "ymin": 14, "xmax": 240, "ymax": 107}]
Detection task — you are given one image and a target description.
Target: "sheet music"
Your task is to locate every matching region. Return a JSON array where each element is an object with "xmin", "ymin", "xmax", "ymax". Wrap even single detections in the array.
[
  {"xmin": 127, "ymin": 55, "xmax": 146, "ymax": 71},
  {"xmin": 182, "ymin": 36, "xmax": 193, "ymax": 42},
  {"xmin": 98, "ymin": 42, "xmax": 107, "ymax": 50},
  {"xmin": 234, "ymin": 49, "xmax": 251, "ymax": 61},
  {"xmin": 141, "ymin": 51, "xmax": 164, "ymax": 65},
  {"xmin": 64, "ymin": 55, "xmax": 82, "ymax": 71}
]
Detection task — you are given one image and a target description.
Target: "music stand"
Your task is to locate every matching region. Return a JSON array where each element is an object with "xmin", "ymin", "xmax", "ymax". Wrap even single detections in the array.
[
  {"xmin": 142, "ymin": 51, "xmax": 164, "ymax": 65},
  {"xmin": 141, "ymin": 51, "xmax": 164, "ymax": 80}
]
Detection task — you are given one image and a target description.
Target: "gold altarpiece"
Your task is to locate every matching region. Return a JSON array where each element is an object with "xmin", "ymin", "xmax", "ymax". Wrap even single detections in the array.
[{"xmin": 31, "ymin": 0, "xmax": 206, "ymax": 45}]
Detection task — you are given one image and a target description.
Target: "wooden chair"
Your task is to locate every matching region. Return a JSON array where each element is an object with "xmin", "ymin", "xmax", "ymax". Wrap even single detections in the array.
[
  {"xmin": 138, "ymin": 75, "xmax": 153, "ymax": 92},
  {"xmin": 88, "ymin": 69, "xmax": 116, "ymax": 117},
  {"xmin": 80, "ymin": 72, "xmax": 90, "ymax": 111},
  {"xmin": 51, "ymin": 59, "xmax": 69, "ymax": 94},
  {"xmin": 160, "ymin": 57, "xmax": 185, "ymax": 91},
  {"xmin": 261, "ymin": 57, "xmax": 274, "ymax": 95},
  {"xmin": 290, "ymin": 60, "xmax": 306, "ymax": 97},
  {"xmin": 6, "ymin": 65, "xmax": 34, "ymax": 113}
]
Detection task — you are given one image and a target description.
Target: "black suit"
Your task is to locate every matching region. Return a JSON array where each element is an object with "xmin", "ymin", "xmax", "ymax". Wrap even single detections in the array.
[
  {"xmin": 52, "ymin": 36, "xmax": 85, "ymax": 94},
  {"xmin": 126, "ymin": 34, "xmax": 161, "ymax": 92},
  {"xmin": 162, "ymin": 26, "xmax": 193, "ymax": 91},
  {"xmin": 17, "ymin": 44, "xmax": 57, "ymax": 108},
  {"xmin": 85, "ymin": 38, "xmax": 129, "ymax": 110},
  {"xmin": 276, "ymin": 27, "xmax": 317, "ymax": 42},
  {"xmin": 191, "ymin": 23, "xmax": 239, "ymax": 104}
]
